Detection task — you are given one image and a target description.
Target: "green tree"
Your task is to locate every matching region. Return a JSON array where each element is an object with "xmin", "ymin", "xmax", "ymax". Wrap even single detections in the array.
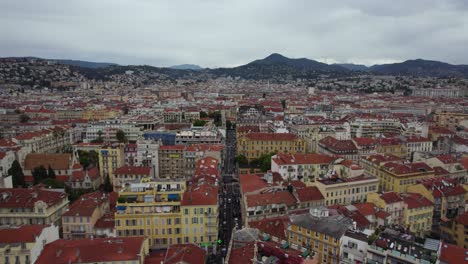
[
  {"xmin": 103, "ymin": 174, "xmax": 113, "ymax": 193},
  {"xmin": 281, "ymin": 99, "xmax": 286, "ymax": 109},
  {"xmin": 200, "ymin": 111, "xmax": 208, "ymax": 118},
  {"xmin": 91, "ymin": 130, "xmax": 104, "ymax": 143},
  {"xmin": 122, "ymin": 105, "xmax": 129, "ymax": 115},
  {"xmin": 8, "ymin": 160, "xmax": 25, "ymax": 187},
  {"xmin": 235, "ymin": 154, "xmax": 248, "ymax": 166},
  {"xmin": 19, "ymin": 113, "xmax": 30, "ymax": 123},
  {"xmin": 40, "ymin": 178, "xmax": 64, "ymax": 188},
  {"xmin": 32, "ymin": 166, "xmax": 48, "ymax": 184},
  {"xmin": 47, "ymin": 166, "xmax": 56, "ymax": 179},
  {"xmin": 116, "ymin": 130, "xmax": 127, "ymax": 143},
  {"xmin": 193, "ymin": 119, "xmax": 207, "ymax": 126}
]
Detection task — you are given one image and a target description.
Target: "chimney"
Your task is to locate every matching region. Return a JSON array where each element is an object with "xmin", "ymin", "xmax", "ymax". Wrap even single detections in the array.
[{"xmin": 353, "ymin": 221, "xmax": 357, "ymax": 230}]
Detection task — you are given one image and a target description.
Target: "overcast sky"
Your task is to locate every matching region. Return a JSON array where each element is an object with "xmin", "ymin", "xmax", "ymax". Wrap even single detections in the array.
[{"xmin": 1, "ymin": 0, "xmax": 468, "ymax": 68}]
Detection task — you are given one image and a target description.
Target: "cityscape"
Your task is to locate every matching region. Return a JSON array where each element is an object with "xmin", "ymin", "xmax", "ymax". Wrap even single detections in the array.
[{"xmin": 1, "ymin": 1, "xmax": 468, "ymax": 264}]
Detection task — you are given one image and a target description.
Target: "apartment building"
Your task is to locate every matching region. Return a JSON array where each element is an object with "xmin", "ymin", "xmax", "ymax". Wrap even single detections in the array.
[
  {"xmin": 237, "ymin": 133, "xmax": 306, "ymax": 161},
  {"xmin": 0, "ymin": 187, "xmax": 69, "ymax": 226},
  {"xmin": 62, "ymin": 191, "xmax": 111, "ymax": 239},
  {"xmin": 270, "ymin": 153, "xmax": 335, "ymax": 184},
  {"xmin": 98, "ymin": 144, "xmax": 125, "ymax": 183},
  {"xmin": 441, "ymin": 211, "xmax": 468, "ymax": 248},
  {"xmin": 318, "ymin": 136, "xmax": 359, "ymax": 161},
  {"xmin": 288, "ymin": 207, "xmax": 353, "ymax": 264},
  {"xmin": 433, "ymin": 111, "xmax": 468, "ymax": 130},
  {"xmin": 0, "ymin": 224, "xmax": 59, "ymax": 264},
  {"xmin": 348, "ymin": 118, "xmax": 401, "ymax": 138},
  {"xmin": 158, "ymin": 145, "xmax": 185, "ymax": 179},
  {"xmin": 315, "ymin": 175, "xmax": 379, "ymax": 206},
  {"xmin": 401, "ymin": 193, "xmax": 434, "ymax": 237},
  {"xmin": 113, "ymin": 166, "xmax": 152, "ymax": 192},
  {"xmin": 367, "ymin": 192, "xmax": 405, "ymax": 226}
]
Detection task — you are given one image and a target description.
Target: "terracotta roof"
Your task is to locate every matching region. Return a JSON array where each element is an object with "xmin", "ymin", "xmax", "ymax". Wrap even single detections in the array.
[
  {"xmin": 366, "ymin": 154, "xmax": 402, "ymax": 165},
  {"xmin": 418, "ymin": 178, "xmax": 466, "ymax": 198},
  {"xmin": 186, "ymin": 144, "xmax": 224, "ymax": 152},
  {"xmin": 228, "ymin": 241, "xmax": 256, "ymax": 264},
  {"xmin": 94, "ymin": 211, "xmax": 115, "ymax": 229},
  {"xmin": 455, "ymin": 211, "xmax": 468, "ymax": 226},
  {"xmin": 380, "ymin": 192, "xmax": 403, "ymax": 204},
  {"xmin": 181, "ymin": 186, "xmax": 218, "ymax": 206},
  {"xmin": 0, "ymin": 188, "xmax": 67, "ymax": 209},
  {"xmin": 163, "ymin": 244, "xmax": 207, "ymax": 264},
  {"xmin": 295, "ymin": 186, "xmax": 324, "ymax": 202},
  {"xmin": 353, "ymin": 202, "xmax": 376, "ymax": 216},
  {"xmin": 319, "ymin": 136, "xmax": 357, "ymax": 152},
  {"xmin": 244, "ymin": 133, "xmax": 298, "ymax": 141},
  {"xmin": 36, "ymin": 237, "xmax": 146, "ymax": 264},
  {"xmin": 248, "ymin": 217, "xmax": 290, "ymax": 241},
  {"xmin": 24, "ymin": 153, "xmax": 72, "ymax": 171},
  {"xmin": 405, "ymin": 136, "xmax": 431, "ymax": 143},
  {"xmin": 236, "ymin": 126, "xmax": 260, "ymax": 133},
  {"xmin": 436, "ymin": 154, "xmax": 458, "ymax": 164},
  {"xmin": 0, "ymin": 225, "xmax": 49, "ymax": 244},
  {"xmin": 114, "ymin": 166, "xmax": 151, "ymax": 175},
  {"xmin": 383, "ymin": 162, "xmax": 433, "ymax": 175},
  {"xmin": 159, "ymin": 145, "xmax": 185, "ymax": 151},
  {"xmin": 63, "ymin": 192, "xmax": 108, "ymax": 217},
  {"xmin": 438, "ymin": 242, "xmax": 468, "ymax": 264},
  {"xmin": 246, "ymin": 191, "xmax": 296, "ymax": 207},
  {"xmin": 353, "ymin": 137, "xmax": 376, "ymax": 146},
  {"xmin": 461, "ymin": 157, "xmax": 468, "ymax": 170},
  {"xmin": 239, "ymin": 174, "xmax": 269, "ymax": 194},
  {"xmin": 402, "ymin": 193, "xmax": 433, "ymax": 209},
  {"xmin": 272, "ymin": 153, "xmax": 335, "ymax": 165},
  {"xmin": 375, "ymin": 210, "xmax": 390, "ymax": 219}
]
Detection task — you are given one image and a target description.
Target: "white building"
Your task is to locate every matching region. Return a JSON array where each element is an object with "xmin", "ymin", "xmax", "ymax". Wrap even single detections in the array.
[{"xmin": 135, "ymin": 138, "xmax": 161, "ymax": 178}]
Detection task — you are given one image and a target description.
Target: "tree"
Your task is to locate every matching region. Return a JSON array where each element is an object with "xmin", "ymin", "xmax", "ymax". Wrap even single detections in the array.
[
  {"xmin": 32, "ymin": 166, "xmax": 48, "ymax": 184},
  {"xmin": 193, "ymin": 119, "xmax": 207, "ymax": 127},
  {"xmin": 91, "ymin": 130, "xmax": 104, "ymax": 143},
  {"xmin": 235, "ymin": 154, "xmax": 248, "ymax": 166},
  {"xmin": 19, "ymin": 113, "xmax": 30, "ymax": 123},
  {"xmin": 8, "ymin": 160, "xmax": 25, "ymax": 187},
  {"xmin": 281, "ymin": 99, "xmax": 286, "ymax": 109},
  {"xmin": 103, "ymin": 174, "xmax": 113, "ymax": 193},
  {"xmin": 200, "ymin": 111, "xmax": 208, "ymax": 118},
  {"xmin": 116, "ymin": 130, "xmax": 127, "ymax": 143},
  {"xmin": 40, "ymin": 178, "xmax": 64, "ymax": 188},
  {"xmin": 122, "ymin": 105, "xmax": 129, "ymax": 115},
  {"xmin": 47, "ymin": 166, "xmax": 56, "ymax": 179}
]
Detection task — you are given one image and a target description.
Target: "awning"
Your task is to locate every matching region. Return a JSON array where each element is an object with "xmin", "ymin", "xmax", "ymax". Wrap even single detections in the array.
[
  {"xmin": 262, "ymin": 234, "xmax": 270, "ymax": 241},
  {"xmin": 281, "ymin": 242, "xmax": 289, "ymax": 249},
  {"xmin": 116, "ymin": 206, "xmax": 127, "ymax": 211},
  {"xmin": 168, "ymin": 194, "xmax": 179, "ymax": 200},
  {"xmin": 301, "ymin": 249, "xmax": 310, "ymax": 257}
]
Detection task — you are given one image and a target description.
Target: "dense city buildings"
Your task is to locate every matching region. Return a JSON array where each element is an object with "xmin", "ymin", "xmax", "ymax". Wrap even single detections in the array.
[{"xmin": 0, "ymin": 56, "xmax": 467, "ymax": 263}]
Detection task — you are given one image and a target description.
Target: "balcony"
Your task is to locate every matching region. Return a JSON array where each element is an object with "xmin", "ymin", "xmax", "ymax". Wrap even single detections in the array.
[
  {"xmin": 205, "ymin": 222, "xmax": 217, "ymax": 227},
  {"xmin": 71, "ymin": 230, "xmax": 86, "ymax": 234}
]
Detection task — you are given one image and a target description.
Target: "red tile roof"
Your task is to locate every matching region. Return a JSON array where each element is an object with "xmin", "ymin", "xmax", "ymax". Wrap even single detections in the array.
[
  {"xmin": 365, "ymin": 154, "xmax": 402, "ymax": 165},
  {"xmin": 402, "ymin": 193, "xmax": 433, "ymax": 209},
  {"xmin": 375, "ymin": 210, "xmax": 390, "ymax": 219},
  {"xmin": 24, "ymin": 153, "xmax": 72, "ymax": 171},
  {"xmin": 0, "ymin": 225, "xmax": 49, "ymax": 244},
  {"xmin": 239, "ymin": 174, "xmax": 269, "ymax": 194},
  {"xmin": 272, "ymin": 153, "xmax": 335, "ymax": 165},
  {"xmin": 163, "ymin": 244, "xmax": 207, "ymax": 264},
  {"xmin": 246, "ymin": 191, "xmax": 296, "ymax": 207},
  {"xmin": 94, "ymin": 211, "xmax": 115, "ymax": 229},
  {"xmin": 418, "ymin": 178, "xmax": 466, "ymax": 198},
  {"xmin": 228, "ymin": 241, "xmax": 256, "ymax": 264},
  {"xmin": 159, "ymin": 145, "xmax": 185, "ymax": 151},
  {"xmin": 353, "ymin": 202, "xmax": 376, "ymax": 216},
  {"xmin": 461, "ymin": 157, "xmax": 468, "ymax": 170},
  {"xmin": 248, "ymin": 217, "xmax": 290, "ymax": 241},
  {"xmin": 379, "ymin": 192, "xmax": 403, "ymax": 204},
  {"xmin": 383, "ymin": 162, "xmax": 433, "ymax": 175},
  {"xmin": 436, "ymin": 154, "xmax": 458, "ymax": 164},
  {"xmin": 295, "ymin": 186, "xmax": 324, "ymax": 202},
  {"xmin": 244, "ymin": 133, "xmax": 299, "ymax": 141},
  {"xmin": 0, "ymin": 188, "xmax": 67, "ymax": 209},
  {"xmin": 405, "ymin": 136, "xmax": 431, "ymax": 143},
  {"xmin": 455, "ymin": 211, "xmax": 468, "ymax": 226},
  {"xmin": 319, "ymin": 136, "xmax": 357, "ymax": 152},
  {"xmin": 114, "ymin": 166, "xmax": 151, "ymax": 175},
  {"xmin": 353, "ymin": 137, "xmax": 376, "ymax": 146},
  {"xmin": 36, "ymin": 237, "xmax": 146, "ymax": 264},
  {"xmin": 438, "ymin": 242, "xmax": 468, "ymax": 264},
  {"xmin": 63, "ymin": 192, "xmax": 108, "ymax": 217},
  {"xmin": 181, "ymin": 186, "xmax": 218, "ymax": 206},
  {"xmin": 186, "ymin": 144, "xmax": 225, "ymax": 152}
]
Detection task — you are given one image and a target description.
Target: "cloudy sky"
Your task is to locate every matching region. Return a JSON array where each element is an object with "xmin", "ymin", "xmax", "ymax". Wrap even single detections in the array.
[{"xmin": 1, "ymin": 0, "xmax": 468, "ymax": 68}]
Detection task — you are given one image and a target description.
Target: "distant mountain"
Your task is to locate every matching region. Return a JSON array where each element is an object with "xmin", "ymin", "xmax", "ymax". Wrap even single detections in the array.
[
  {"xmin": 210, "ymin": 53, "xmax": 350, "ymax": 80},
  {"xmin": 335, "ymin": 63, "xmax": 369, "ymax": 72},
  {"xmin": 369, "ymin": 59, "xmax": 468, "ymax": 77},
  {"xmin": 53, "ymin": 59, "xmax": 118, "ymax": 69},
  {"xmin": 169, "ymin": 64, "xmax": 203, "ymax": 70}
]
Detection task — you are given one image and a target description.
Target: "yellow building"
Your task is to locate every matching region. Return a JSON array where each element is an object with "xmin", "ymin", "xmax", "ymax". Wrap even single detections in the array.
[
  {"xmin": 441, "ymin": 211, "xmax": 468, "ymax": 248},
  {"xmin": 373, "ymin": 161, "xmax": 434, "ymax": 193},
  {"xmin": 375, "ymin": 138, "xmax": 407, "ymax": 159},
  {"xmin": 315, "ymin": 175, "xmax": 379, "ymax": 206},
  {"xmin": 406, "ymin": 178, "xmax": 466, "ymax": 222},
  {"xmin": 433, "ymin": 111, "xmax": 468, "ymax": 130},
  {"xmin": 98, "ymin": 144, "xmax": 125, "ymax": 183},
  {"xmin": 401, "ymin": 193, "xmax": 434, "ymax": 237},
  {"xmin": 0, "ymin": 187, "xmax": 69, "ymax": 226},
  {"xmin": 288, "ymin": 207, "xmax": 352, "ymax": 264},
  {"xmin": 82, "ymin": 107, "xmax": 121, "ymax": 121},
  {"xmin": 367, "ymin": 192, "xmax": 405, "ymax": 226},
  {"xmin": 114, "ymin": 179, "xmax": 219, "ymax": 249},
  {"xmin": 237, "ymin": 133, "xmax": 306, "ymax": 161},
  {"xmin": 0, "ymin": 224, "xmax": 60, "ymax": 264}
]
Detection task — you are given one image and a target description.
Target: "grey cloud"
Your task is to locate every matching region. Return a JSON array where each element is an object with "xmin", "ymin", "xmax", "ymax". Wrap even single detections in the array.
[{"xmin": 0, "ymin": 0, "xmax": 467, "ymax": 67}]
